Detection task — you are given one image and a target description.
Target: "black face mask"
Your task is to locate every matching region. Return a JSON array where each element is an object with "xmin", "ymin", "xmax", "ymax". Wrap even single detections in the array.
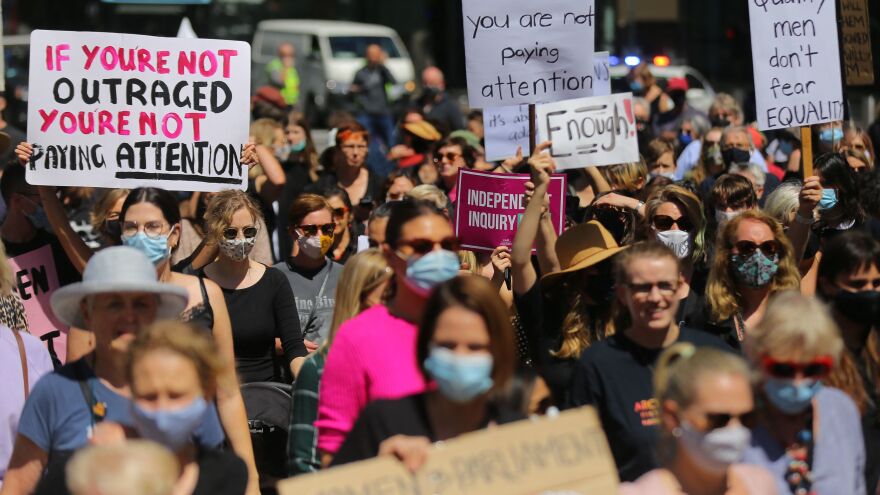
[
  {"xmin": 710, "ymin": 116, "xmax": 731, "ymax": 128},
  {"xmin": 833, "ymin": 290, "xmax": 880, "ymax": 327},
  {"xmin": 722, "ymin": 147, "xmax": 751, "ymax": 167},
  {"xmin": 102, "ymin": 219, "xmax": 122, "ymax": 243}
]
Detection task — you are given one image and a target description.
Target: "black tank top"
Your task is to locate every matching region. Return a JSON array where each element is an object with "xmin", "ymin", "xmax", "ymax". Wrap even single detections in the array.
[{"xmin": 181, "ymin": 276, "xmax": 215, "ymax": 332}]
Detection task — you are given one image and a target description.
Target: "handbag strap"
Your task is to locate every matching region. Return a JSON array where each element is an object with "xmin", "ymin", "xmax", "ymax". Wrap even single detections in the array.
[{"xmin": 12, "ymin": 328, "xmax": 29, "ymax": 400}]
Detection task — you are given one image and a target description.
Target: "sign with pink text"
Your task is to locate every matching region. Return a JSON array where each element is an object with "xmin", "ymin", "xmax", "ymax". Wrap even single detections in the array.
[
  {"xmin": 26, "ymin": 30, "xmax": 250, "ymax": 192},
  {"xmin": 455, "ymin": 169, "xmax": 566, "ymax": 252},
  {"xmin": 9, "ymin": 245, "xmax": 68, "ymax": 363}
]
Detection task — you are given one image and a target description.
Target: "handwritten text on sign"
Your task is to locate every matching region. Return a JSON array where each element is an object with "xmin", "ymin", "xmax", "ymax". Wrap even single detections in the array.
[
  {"xmin": 455, "ymin": 169, "xmax": 566, "ymax": 252},
  {"xmin": 461, "ymin": 0, "xmax": 596, "ymax": 107},
  {"xmin": 8, "ymin": 245, "xmax": 68, "ymax": 363},
  {"xmin": 840, "ymin": 0, "xmax": 874, "ymax": 86},
  {"xmin": 26, "ymin": 30, "xmax": 250, "ymax": 192},
  {"xmin": 748, "ymin": 0, "xmax": 843, "ymax": 131},
  {"xmin": 537, "ymin": 92, "xmax": 640, "ymax": 170}
]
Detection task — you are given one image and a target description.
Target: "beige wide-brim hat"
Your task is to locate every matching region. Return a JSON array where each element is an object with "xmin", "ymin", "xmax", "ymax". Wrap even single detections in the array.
[
  {"xmin": 541, "ymin": 220, "xmax": 629, "ymax": 287},
  {"xmin": 51, "ymin": 247, "xmax": 189, "ymax": 328}
]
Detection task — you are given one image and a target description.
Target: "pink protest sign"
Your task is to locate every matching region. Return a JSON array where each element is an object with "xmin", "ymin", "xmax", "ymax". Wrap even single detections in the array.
[
  {"xmin": 9, "ymin": 245, "xmax": 68, "ymax": 362},
  {"xmin": 455, "ymin": 169, "xmax": 567, "ymax": 252}
]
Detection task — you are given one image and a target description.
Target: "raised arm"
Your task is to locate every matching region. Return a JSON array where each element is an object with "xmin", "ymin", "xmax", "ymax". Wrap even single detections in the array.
[
  {"xmin": 511, "ymin": 141, "xmax": 556, "ymax": 295},
  {"xmin": 585, "ymin": 166, "xmax": 611, "ymax": 194}
]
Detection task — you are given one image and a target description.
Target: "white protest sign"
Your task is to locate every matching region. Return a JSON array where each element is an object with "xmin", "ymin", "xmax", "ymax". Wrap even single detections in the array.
[
  {"xmin": 593, "ymin": 51, "xmax": 611, "ymax": 96},
  {"xmin": 537, "ymin": 92, "xmax": 640, "ymax": 170},
  {"xmin": 748, "ymin": 0, "xmax": 844, "ymax": 131},
  {"xmin": 462, "ymin": 0, "xmax": 596, "ymax": 107},
  {"xmin": 483, "ymin": 104, "xmax": 530, "ymax": 161},
  {"xmin": 26, "ymin": 30, "xmax": 250, "ymax": 192}
]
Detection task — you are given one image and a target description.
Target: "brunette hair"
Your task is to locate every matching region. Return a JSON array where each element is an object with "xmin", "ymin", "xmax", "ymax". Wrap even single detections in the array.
[{"xmin": 288, "ymin": 193, "xmax": 332, "ymax": 228}]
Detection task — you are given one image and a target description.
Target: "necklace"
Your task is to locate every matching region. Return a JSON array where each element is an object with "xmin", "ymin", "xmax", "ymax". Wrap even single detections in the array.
[{"xmin": 783, "ymin": 413, "xmax": 815, "ymax": 495}]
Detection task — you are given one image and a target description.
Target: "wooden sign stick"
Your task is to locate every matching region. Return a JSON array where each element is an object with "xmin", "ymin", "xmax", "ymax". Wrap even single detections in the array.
[{"xmin": 801, "ymin": 127, "xmax": 813, "ymax": 178}]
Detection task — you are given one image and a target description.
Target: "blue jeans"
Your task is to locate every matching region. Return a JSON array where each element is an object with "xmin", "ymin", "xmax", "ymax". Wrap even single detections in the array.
[{"xmin": 357, "ymin": 113, "xmax": 396, "ymax": 178}]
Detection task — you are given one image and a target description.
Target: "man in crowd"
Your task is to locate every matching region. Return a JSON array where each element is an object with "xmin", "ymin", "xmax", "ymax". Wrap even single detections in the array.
[
  {"xmin": 266, "ymin": 42, "xmax": 301, "ymax": 109},
  {"xmin": 417, "ymin": 67, "xmax": 465, "ymax": 134},
  {"xmin": 351, "ymin": 44, "xmax": 396, "ymax": 151}
]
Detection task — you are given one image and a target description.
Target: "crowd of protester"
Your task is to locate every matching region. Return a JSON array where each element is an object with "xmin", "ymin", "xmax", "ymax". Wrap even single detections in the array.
[{"xmin": 0, "ymin": 51, "xmax": 880, "ymax": 495}]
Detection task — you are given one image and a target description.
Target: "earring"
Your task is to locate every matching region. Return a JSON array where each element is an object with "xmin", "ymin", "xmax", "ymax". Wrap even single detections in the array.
[{"xmin": 672, "ymin": 427, "xmax": 683, "ymax": 438}]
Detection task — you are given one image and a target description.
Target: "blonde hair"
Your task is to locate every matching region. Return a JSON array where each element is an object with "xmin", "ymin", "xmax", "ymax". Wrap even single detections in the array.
[
  {"xmin": 746, "ymin": 291, "xmax": 844, "ymax": 364},
  {"xmin": 204, "ymin": 189, "xmax": 264, "ymax": 245},
  {"xmin": 655, "ymin": 343, "xmax": 751, "ymax": 409},
  {"xmin": 67, "ymin": 440, "xmax": 180, "ymax": 495},
  {"xmin": 458, "ymin": 250, "xmax": 480, "ymax": 276},
  {"xmin": 706, "ymin": 210, "xmax": 801, "ymax": 321},
  {"xmin": 763, "ymin": 182, "xmax": 801, "ymax": 225},
  {"xmin": 602, "ymin": 159, "xmax": 647, "ymax": 195},
  {"xmin": 126, "ymin": 321, "xmax": 226, "ymax": 399},
  {"xmin": 90, "ymin": 188, "xmax": 129, "ymax": 232},
  {"xmin": 249, "ymin": 118, "xmax": 281, "ymax": 147},
  {"xmin": 407, "ymin": 184, "xmax": 448, "ymax": 211},
  {"xmin": 324, "ymin": 249, "xmax": 392, "ymax": 351}
]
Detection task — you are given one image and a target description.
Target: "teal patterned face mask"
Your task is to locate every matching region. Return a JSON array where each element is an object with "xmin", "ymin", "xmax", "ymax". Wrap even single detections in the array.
[{"xmin": 730, "ymin": 251, "xmax": 779, "ymax": 288}]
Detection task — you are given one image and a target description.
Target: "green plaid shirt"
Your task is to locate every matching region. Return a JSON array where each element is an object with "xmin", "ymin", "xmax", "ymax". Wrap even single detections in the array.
[{"xmin": 288, "ymin": 351, "xmax": 325, "ymax": 476}]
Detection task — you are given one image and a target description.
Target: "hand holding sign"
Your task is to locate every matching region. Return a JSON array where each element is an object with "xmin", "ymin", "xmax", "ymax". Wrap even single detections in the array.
[
  {"xmin": 378, "ymin": 435, "xmax": 432, "ymax": 474},
  {"xmin": 529, "ymin": 141, "xmax": 556, "ymax": 187}
]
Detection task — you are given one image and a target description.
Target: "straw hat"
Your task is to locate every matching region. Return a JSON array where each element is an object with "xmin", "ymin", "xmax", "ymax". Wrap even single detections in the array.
[
  {"xmin": 51, "ymin": 247, "xmax": 189, "ymax": 328},
  {"xmin": 403, "ymin": 121, "xmax": 441, "ymax": 141},
  {"xmin": 541, "ymin": 221, "xmax": 628, "ymax": 286}
]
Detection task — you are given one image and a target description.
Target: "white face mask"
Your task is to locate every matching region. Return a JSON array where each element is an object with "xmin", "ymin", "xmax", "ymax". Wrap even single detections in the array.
[
  {"xmin": 219, "ymin": 237, "xmax": 255, "ymax": 262},
  {"xmin": 678, "ymin": 421, "xmax": 751, "ymax": 472},
  {"xmin": 297, "ymin": 235, "xmax": 324, "ymax": 259},
  {"xmin": 715, "ymin": 209, "xmax": 740, "ymax": 225},
  {"xmin": 656, "ymin": 230, "xmax": 692, "ymax": 259}
]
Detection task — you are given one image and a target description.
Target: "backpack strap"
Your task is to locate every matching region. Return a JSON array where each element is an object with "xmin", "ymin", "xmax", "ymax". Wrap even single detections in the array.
[{"xmin": 12, "ymin": 327, "xmax": 28, "ymax": 400}]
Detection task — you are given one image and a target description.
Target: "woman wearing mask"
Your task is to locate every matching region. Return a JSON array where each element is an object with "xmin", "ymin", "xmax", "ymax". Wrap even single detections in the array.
[
  {"xmin": 117, "ymin": 188, "xmax": 258, "ymax": 491},
  {"xmin": 89, "ymin": 189, "xmax": 129, "ymax": 249},
  {"xmin": 817, "ymin": 231, "xmax": 880, "ymax": 493},
  {"xmin": 644, "ymin": 139, "xmax": 678, "ymax": 180},
  {"xmin": 815, "ymin": 121, "xmax": 845, "ymax": 154},
  {"xmin": 200, "ymin": 190, "xmax": 306, "ymax": 383},
  {"xmin": 512, "ymin": 142, "xmax": 626, "ymax": 404},
  {"xmin": 126, "ymin": 321, "xmax": 248, "ymax": 494},
  {"xmin": 248, "ymin": 119, "xmax": 287, "ymax": 238},
  {"xmin": 273, "ymin": 193, "xmax": 342, "ymax": 349},
  {"xmin": 277, "ymin": 113, "xmax": 322, "ymax": 260},
  {"xmin": 743, "ymin": 292, "xmax": 866, "ymax": 495},
  {"xmin": 642, "ymin": 185, "xmax": 709, "ymax": 328},
  {"xmin": 620, "ymin": 344, "xmax": 777, "ymax": 494},
  {"xmin": 690, "ymin": 128, "xmax": 725, "ymax": 189},
  {"xmin": 322, "ymin": 187, "xmax": 359, "ymax": 264},
  {"xmin": 570, "ymin": 242, "xmax": 728, "ymax": 481},
  {"xmin": 288, "ymin": 249, "xmax": 392, "ymax": 475},
  {"xmin": 330, "ymin": 275, "xmax": 520, "ymax": 468},
  {"xmin": 705, "ymin": 210, "xmax": 800, "ymax": 349},
  {"xmin": 811, "ymin": 152, "xmax": 868, "ymax": 242},
  {"xmin": 628, "ymin": 63, "xmax": 674, "ymax": 119},
  {"xmin": 316, "ymin": 199, "xmax": 460, "ymax": 462}
]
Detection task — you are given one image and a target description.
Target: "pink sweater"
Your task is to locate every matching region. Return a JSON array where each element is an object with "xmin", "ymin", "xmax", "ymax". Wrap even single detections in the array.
[{"xmin": 316, "ymin": 305, "xmax": 429, "ymax": 454}]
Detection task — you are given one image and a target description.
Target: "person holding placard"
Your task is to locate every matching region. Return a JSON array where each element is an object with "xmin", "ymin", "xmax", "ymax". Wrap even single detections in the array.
[
  {"xmin": 569, "ymin": 242, "xmax": 729, "ymax": 482},
  {"xmin": 276, "ymin": 112, "xmax": 322, "ymax": 260},
  {"xmin": 330, "ymin": 276, "xmax": 521, "ymax": 469},
  {"xmin": 619, "ymin": 344, "xmax": 776, "ymax": 494}
]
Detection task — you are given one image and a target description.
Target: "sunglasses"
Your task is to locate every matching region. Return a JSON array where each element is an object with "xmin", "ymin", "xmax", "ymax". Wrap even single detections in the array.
[
  {"xmin": 761, "ymin": 356, "xmax": 833, "ymax": 379},
  {"xmin": 397, "ymin": 236, "xmax": 461, "ymax": 255},
  {"xmin": 625, "ymin": 281, "xmax": 679, "ymax": 297},
  {"xmin": 223, "ymin": 226, "xmax": 258, "ymax": 240},
  {"xmin": 332, "ymin": 207, "xmax": 349, "ymax": 219},
  {"xmin": 734, "ymin": 240, "xmax": 780, "ymax": 257},
  {"xmin": 433, "ymin": 152, "xmax": 462, "ymax": 164},
  {"xmin": 652, "ymin": 214, "xmax": 694, "ymax": 232},
  {"xmin": 297, "ymin": 223, "xmax": 335, "ymax": 236},
  {"xmin": 704, "ymin": 410, "xmax": 758, "ymax": 431}
]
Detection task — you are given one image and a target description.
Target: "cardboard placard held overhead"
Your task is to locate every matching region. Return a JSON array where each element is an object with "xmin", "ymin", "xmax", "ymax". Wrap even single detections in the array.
[
  {"xmin": 26, "ymin": 30, "xmax": 250, "ymax": 192},
  {"xmin": 483, "ymin": 104, "xmax": 531, "ymax": 161},
  {"xmin": 536, "ymin": 92, "xmax": 640, "ymax": 170},
  {"xmin": 840, "ymin": 0, "xmax": 875, "ymax": 86},
  {"xmin": 748, "ymin": 0, "xmax": 844, "ymax": 130},
  {"xmin": 454, "ymin": 169, "xmax": 566, "ymax": 252},
  {"xmin": 277, "ymin": 408, "xmax": 619, "ymax": 495},
  {"xmin": 461, "ymin": 0, "xmax": 596, "ymax": 107}
]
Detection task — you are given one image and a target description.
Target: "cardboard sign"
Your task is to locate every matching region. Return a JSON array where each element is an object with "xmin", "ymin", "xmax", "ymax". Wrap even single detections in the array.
[
  {"xmin": 536, "ymin": 92, "xmax": 640, "ymax": 170},
  {"xmin": 8, "ymin": 245, "xmax": 68, "ymax": 362},
  {"xmin": 26, "ymin": 30, "xmax": 250, "ymax": 192},
  {"xmin": 483, "ymin": 105, "xmax": 531, "ymax": 162},
  {"xmin": 455, "ymin": 169, "xmax": 566, "ymax": 253},
  {"xmin": 748, "ymin": 0, "xmax": 844, "ymax": 130},
  {"xmin": 593, "ymin": 51, "xmax": 611, "ymax": 96},
  {"xmin": 840, "ymin": 0, "xmax": 875, "ymax": 86},
  {"xmin": 461, "ymin": 0, "xmax": 596, "ymax": 107},
  {"xmin": 277, "ymin": 408, "xmax": 619, "ymax": 495}
]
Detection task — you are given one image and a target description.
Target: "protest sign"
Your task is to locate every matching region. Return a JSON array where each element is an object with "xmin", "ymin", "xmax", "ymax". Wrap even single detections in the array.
[
  {"xmin": 26, "ymin": 30, "xmax": 250, "ymax": 192},
  {"xmin": 277, "ymin": 408, "xmax": 619, "ymax": 495},
  {"xmin": 8, "ymin": 245, "xmax": 68, "ymax": 362},
  {"xmin": 593, "ymin": 51, "xmax": 611, "ymax": 96},
  {"xmin": 840, "ymin": 0, "xmax": 874, "ymax": 86},
  {"xmin": 455, "ymin": 169, "xmax": 566, "ymax": 252},
  {"xmin": 483, "ymin": 105, "xmax": 531, "ymax": 161},
  {"xmin": 536, "ymin": 92, "xmax": 640, "ymax": 170},
  {"xmin": 461, "ymin": 0, "xmax": 596, "ymax": 107},
  {"xmin": 748, "ymin": 0, "xmax": 844, "ymax": 131}
]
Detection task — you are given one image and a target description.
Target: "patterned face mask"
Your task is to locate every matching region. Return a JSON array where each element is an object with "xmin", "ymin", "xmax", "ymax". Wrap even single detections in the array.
[
  {"xmin": 219, "ymin": 237, "xmax": 256, "ymax": 262},
  {"xmin": 730, "ymin": 251, "xmax": 779, "ymax": 288}
]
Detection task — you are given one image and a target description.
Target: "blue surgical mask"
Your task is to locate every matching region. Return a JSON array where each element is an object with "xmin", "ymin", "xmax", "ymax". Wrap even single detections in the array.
[
  {"xmin": 26, "ymin": 205, "xmax": 52, "ymax": 232},
  {"xmin": 290, "ymin": 140, "xmax": 307, "ymax": 153},
  {"xmin": 679, "ymin": 133, "xmax": 694, "ymax": 147},
  {"xmin": 818, "ymin": 189, "xmax": 838, "ymax": 211},
  {"xmin": 730, "ymin": 251, "xmax": 779, "ymax": 288},
  {"xmin": 763, "ymin": 378, "xmax": 822, "ymax": 415},
  {"xmin": 630, "ymin": 80, "xmax": 645, "ymax": 93},
  {"xmin": 649, "ymin": 171, "xmax": 676, "ymax": 181},
  {"xmin": 403, "ymin": 249, "xmax": 460, "ymax": 296},
  {"xmin": 123, "ymin": 232, "xmax": 171, "ymax": 266},
  {"xmin": 819, "ymin": 127, "xmax": 844, "ymax": 144},
  {"xmin": 423, "ymin": 346, "xmax": 493, "ymax": 403},
  {"xmin": 132, "ymin": 397, "xmax": 208, "ymax": 451}
]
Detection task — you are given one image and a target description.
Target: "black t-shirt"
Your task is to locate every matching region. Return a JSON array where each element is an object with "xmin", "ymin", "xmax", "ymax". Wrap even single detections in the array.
[
  {"xmin": 569, "ymin": 327, "xmax": 729, "ymax": 482},
  {"xmin": 3, "ymin": 229, "xmax": 81, "ymax": 287},
  {"xmin": 207, "ymin": 266, "xmax": 306, "ymax": 384},
  {"xmin": 276, "ymin": 160, "xmax": 317, "ymax": 260},
  {"xmin": 192, "ymin": 446, "xmax": 248, "ymax": 495},
  {"xmin": 331, "ymin": 392, "xmax": 525, "ymax": 467}
]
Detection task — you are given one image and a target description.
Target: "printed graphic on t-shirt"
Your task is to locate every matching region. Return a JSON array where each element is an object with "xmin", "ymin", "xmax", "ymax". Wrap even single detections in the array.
[{"xmin": 633, "ymin": 398, "xmax": 660, "ymax": 427}]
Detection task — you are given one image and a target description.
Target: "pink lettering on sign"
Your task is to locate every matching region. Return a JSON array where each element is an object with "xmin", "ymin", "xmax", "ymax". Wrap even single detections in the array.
[
  {"xmin": 9, "ymin": 245, "xmax": 69, "ymax": 363},
  {"xmin": 454, "ymin": 169, "xmax": 567, "ymax": 252}
]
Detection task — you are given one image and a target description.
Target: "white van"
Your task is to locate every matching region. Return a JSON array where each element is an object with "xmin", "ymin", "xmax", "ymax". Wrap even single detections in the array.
[{"xmin": 252, "ymin": 20, "xmax": 416, "ymax": 123}]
